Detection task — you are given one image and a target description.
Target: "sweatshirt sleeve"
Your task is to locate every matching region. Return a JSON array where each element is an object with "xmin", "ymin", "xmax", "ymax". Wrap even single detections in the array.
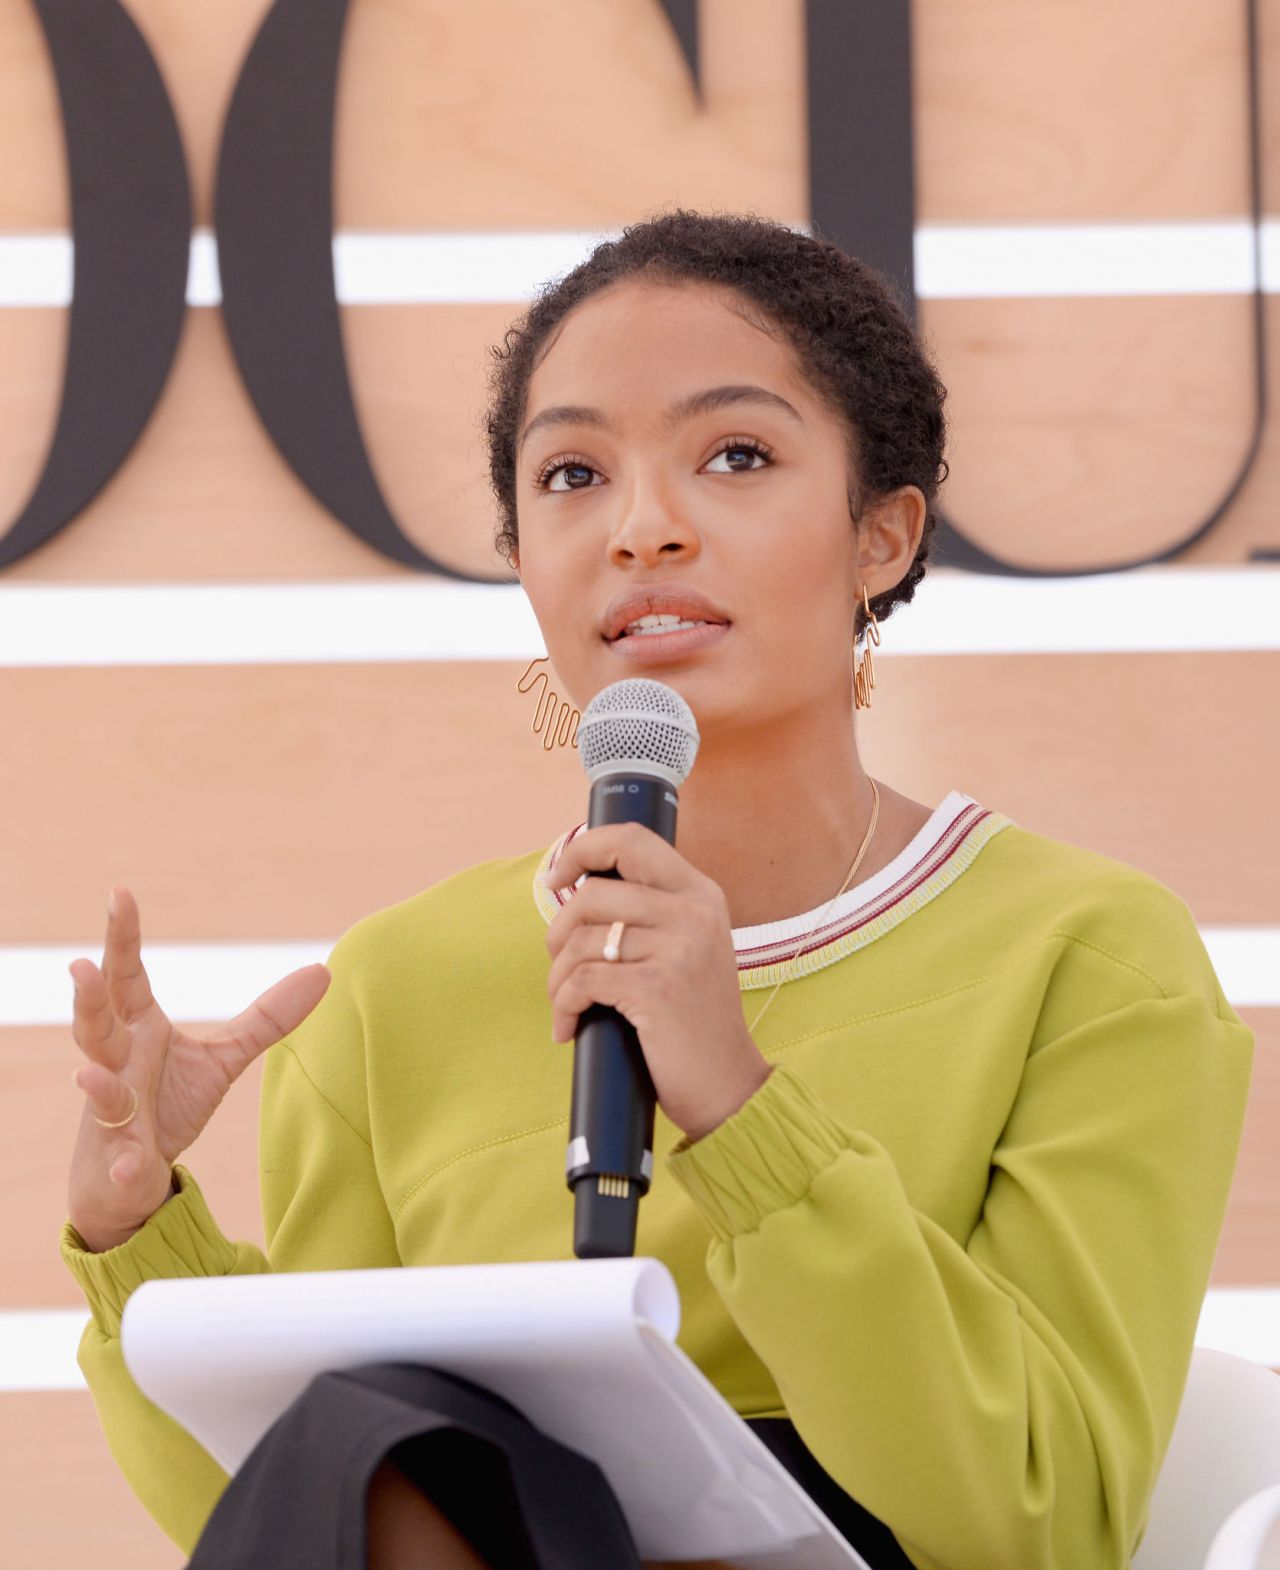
[
  {"xmin": 665, "ymin": 919, "xmax": 1254, "ymax": 1570},
  {"xmin": 58, "ymin": 933, "xmax": 401, "ymax": 1556}
]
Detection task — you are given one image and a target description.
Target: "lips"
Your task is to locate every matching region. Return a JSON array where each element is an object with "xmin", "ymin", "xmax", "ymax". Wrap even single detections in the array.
[{"xmin": 601, "ymin": 588, "xmax": 731, "ymax": 642}]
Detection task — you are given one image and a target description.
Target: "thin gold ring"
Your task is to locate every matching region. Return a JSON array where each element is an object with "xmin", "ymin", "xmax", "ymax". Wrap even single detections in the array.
[
  {"xmin": 602, "ymin": 920, "xmax": 626, "ymax": 963},
  {"xmin": 92, "ymin": 1084, "xmax": 139, "ymax": 1130}
]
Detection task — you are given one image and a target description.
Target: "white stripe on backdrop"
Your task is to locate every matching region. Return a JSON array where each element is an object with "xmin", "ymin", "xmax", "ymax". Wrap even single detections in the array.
[
  {"xmin": 2, "ymin": 570, "xmax": 1277, "ymax": 668},
  {"xmin": 2, "ymin": 928, "xmax": 1277, "ymax": 1027},
  {"xmin": 0, "ymin": 222, "xmax": 1277, "ymax": 307},
  {"xmin": 4, "ymin": 1290, "xmax": 1280, "ymax": 1393}
]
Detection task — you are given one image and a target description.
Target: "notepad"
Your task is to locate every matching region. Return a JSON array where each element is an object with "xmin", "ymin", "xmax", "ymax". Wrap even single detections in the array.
[{"xmin": 121, "ymin": 1255, "xmax": 866, "ymax": 1568}]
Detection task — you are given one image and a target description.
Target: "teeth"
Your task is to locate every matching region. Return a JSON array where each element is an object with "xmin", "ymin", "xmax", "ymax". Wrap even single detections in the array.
[{"xmin": 622, "ymin": 614, "xmax": 710, "ymax": 637}]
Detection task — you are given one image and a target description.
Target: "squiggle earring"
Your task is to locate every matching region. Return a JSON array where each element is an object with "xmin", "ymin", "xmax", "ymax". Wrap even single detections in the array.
[
  {"xmin": 517, "ymin": 658, "xmax": 580, "ymax": 750},
  {"xmin": 853, "ymin": 584, "xmax": 881, "ymax": 710}
]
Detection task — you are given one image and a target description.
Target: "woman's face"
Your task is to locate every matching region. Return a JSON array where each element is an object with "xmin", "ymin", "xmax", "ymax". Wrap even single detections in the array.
[{"xmin": 513, "ymin": 278, "xmax": 881, "ymax": 737}]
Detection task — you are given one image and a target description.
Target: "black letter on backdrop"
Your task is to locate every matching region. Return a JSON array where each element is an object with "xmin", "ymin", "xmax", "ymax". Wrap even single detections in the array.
[
  {"xmin": 5, "ymin": 0, "xmax": 1265, "ymax": 573},
  {"xmin": 802, "ymin": 0, "xmax": 1271, "ymax": 574},
  {"xmin": 657, "ymin": 0, "xmax": 700, "ymax": 96},
  {"xmin": 214, "ymin": 0, "xmax": 492, "ymax": 580},
  {"xmin": 0, "ymin": 0, "xmax": 190, "ymax": 572}
]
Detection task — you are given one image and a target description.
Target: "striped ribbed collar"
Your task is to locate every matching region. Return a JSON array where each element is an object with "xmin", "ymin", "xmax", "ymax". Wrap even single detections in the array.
[{"xmin": 531, "ymin": 790, "xmax": 1013, "ymax": 990}]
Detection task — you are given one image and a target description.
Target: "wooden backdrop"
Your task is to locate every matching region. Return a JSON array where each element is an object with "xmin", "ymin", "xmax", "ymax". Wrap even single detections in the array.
[{"xmin": 1, "ymin": 1, "xmax": 1276, "ymax": 1564}]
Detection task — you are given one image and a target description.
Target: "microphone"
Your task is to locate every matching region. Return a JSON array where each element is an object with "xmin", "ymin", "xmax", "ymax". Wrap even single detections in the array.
[{"xmin": 565, "ymin": 678, "xmax": 700, "ymax": 1258}]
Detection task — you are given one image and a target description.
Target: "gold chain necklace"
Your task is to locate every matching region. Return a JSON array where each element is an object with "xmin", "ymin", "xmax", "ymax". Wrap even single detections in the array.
[{"xmin": 747, "ymin": 777, "xmax": 881, "ymax": 1036}]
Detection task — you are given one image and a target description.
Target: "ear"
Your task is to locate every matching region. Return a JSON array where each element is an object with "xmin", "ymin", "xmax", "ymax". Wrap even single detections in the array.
[{"xmin": 858, "ymin": 486, "xmax": 926, "ymax": 582}]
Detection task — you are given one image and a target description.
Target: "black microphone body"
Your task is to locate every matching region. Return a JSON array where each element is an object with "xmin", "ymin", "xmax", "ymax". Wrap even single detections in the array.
[{"xmin": 567, "ymin": 772, "xmax": 679, "ymax": 1258}]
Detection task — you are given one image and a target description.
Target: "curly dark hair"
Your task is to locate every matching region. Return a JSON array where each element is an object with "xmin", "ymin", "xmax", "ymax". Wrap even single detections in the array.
[{"xmin": 483, "ymin": 208, "xmax": 949, "ymax": 639}]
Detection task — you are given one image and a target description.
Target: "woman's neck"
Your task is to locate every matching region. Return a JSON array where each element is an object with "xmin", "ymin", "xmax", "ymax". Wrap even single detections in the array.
[{"xmin": 668, "ymin": 712, "xmax": 908, "ymax": 930}]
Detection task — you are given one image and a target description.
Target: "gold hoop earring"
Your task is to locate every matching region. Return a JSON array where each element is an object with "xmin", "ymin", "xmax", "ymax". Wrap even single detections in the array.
[
  {"xmin": 517, "ymin": 658, "xmax": 580, "ymax": 750},
  {"xmin": 853, "ymin": 584, "xmax": 881, "ymax": 710}
]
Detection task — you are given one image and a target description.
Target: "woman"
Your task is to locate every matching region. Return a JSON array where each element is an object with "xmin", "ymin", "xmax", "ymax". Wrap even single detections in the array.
[{"xmin": 62, "ymin": 210, "xmax": 1254, "ymax": 1570}]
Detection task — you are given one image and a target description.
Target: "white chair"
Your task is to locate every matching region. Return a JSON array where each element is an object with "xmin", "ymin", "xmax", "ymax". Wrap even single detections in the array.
[
  {"xmin": 1133, "ymin": 1348, "xmax": 1280, "ymax": 1570},
  {"xmin": 1205, "ymin": 1482, "xmax": 1280, "ymax": 1570}
]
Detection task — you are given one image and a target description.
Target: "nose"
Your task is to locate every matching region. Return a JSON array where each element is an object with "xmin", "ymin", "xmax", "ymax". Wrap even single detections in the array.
[{"xmin": 607, "ymin": 478, "xmax": 701, "ymax": 568}]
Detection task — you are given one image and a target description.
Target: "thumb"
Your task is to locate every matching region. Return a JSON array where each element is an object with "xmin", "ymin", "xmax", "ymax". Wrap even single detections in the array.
[{"xmin": 208, "ymin": 963, "xmax": 332, "ymax": 1068}]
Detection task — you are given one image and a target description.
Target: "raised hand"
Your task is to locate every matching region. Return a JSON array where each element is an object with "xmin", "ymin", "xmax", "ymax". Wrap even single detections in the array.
[{"xmin": 67, "ymin": 885, "xmax": 331, "ymax": 1254}]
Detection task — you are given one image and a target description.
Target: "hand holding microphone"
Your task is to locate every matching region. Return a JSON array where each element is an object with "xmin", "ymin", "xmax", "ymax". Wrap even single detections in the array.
[{"xmin": 543, "ymin": 679, "xmax": 772, "ymax": 1257}]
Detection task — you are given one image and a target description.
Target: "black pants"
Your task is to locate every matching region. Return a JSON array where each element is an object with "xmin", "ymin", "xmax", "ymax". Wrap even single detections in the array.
[{"xmin": 186, "ymin": 1362, "xmax": 914, "ymax": 1569}]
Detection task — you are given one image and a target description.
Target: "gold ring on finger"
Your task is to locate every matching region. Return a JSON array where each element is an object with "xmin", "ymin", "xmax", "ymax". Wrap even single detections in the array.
[
  {"xmin": 602, "ymin": 920, "xmax": 626, "ymax": 963},
  {"xmin": 92, "ymin": 1084, "xmax": 140, "ymax": 1129}
]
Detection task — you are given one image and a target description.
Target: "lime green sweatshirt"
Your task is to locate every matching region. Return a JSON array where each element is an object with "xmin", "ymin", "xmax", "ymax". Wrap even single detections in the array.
[{"xmin": 60, "ymin": 792, "xmax": 1254, "ymax": 1570}]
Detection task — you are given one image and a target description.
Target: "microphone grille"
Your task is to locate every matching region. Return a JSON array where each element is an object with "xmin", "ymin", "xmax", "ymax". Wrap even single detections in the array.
[{"xmin": 578, "ymin": 678, "xmax": 700, "ymax": 786}]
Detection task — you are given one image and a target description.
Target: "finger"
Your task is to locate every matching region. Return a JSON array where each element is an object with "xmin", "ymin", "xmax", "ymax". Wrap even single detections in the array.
[
  {"xmin": 202, "ymin": 964, "xmax": 331, "ymax": 1073},
  {"xmin": 101, "ymin": 885, "xmax": 158, "ymax": 1024},
  {"xmin": 72, "ymin": 1061, "xmax": 139, "ymax": 1136},
  {"xmin": 550, "ymin": 960, "xmax": 648, "ymax": 1045},
  {"xmin": 546, "ymin": 920, "xmax": 656, "ymax": 1003},
  {"xmin": 544, "ymin": 879, "xmax": 676, "ymax": 959},
  {"xmin": 69, "ymin": 958, "xmax": 133, "ymax": 1071},
  {"xmin": 543, "ymin": 822, "xmax": 699, "ymax": 895},
  {"xmin": 106, "ymin": 1146, "xmax": 145, "ymax": 1186}
]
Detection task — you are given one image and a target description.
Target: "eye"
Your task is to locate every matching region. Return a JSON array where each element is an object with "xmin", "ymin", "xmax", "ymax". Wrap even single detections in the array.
[
  {"xmin": 535, "ymin": 456, "xmax": 602, "ymax": 492},
  {"xmin": 703, "ymin": 438, "xmax": 775, "ymax": 474}
]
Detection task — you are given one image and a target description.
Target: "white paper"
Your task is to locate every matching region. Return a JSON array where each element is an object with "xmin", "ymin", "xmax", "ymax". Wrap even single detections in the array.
[{"xmin": 121, "ymin": 1256, "xmax": 866, "ymax": 1567}]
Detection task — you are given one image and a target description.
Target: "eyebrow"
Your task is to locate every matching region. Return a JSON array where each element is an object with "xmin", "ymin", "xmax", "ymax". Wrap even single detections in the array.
[{"xmin": 518, "ymin": 383, "xmax": 804, "ymax": 452}]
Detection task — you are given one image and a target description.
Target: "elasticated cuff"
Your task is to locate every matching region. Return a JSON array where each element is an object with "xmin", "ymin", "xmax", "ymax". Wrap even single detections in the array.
[
  {"xmin": 60, "ymin": 1165, "xmax": 238, "ymax": 1337},
  {"xmin": 665, "ymin": 1063, "xmax": 853, "ymax": 1242}
]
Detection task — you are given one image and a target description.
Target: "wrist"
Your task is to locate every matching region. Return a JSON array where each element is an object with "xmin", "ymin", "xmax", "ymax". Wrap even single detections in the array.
[
  {"xmin": 68, "ymin": 1213, "xmax": 149, "ymax": 1255},
  {"xmin": 68, "ymin": 1169, "xmax": 181, "ymax": 1254},
  {"xmin": 680, "ymin": 1060, "xmax": 773, "ymax": 1144}
]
